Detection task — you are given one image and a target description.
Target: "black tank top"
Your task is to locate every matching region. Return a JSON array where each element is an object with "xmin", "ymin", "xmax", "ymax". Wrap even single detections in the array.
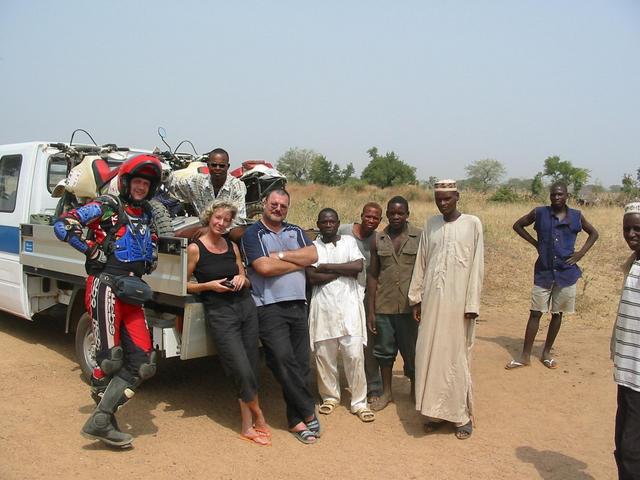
[
  {"xmin": 192, "ymin": 238, "xmax": 243, "ymax": 304},
  {"xmin": 193, "ymin": 238, "xmax": 239, "ymax": 284}
]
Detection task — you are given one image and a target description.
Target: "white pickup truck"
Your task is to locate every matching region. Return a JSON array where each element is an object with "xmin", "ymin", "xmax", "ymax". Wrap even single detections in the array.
[{"xmin": 0, "ymin": 141, "xmax": 216, "ymax": 379}]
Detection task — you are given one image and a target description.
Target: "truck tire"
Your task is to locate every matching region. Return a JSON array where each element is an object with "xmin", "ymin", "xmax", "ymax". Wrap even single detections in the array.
[
  {"xmin": 75, "ymin": 313, "xmax": 97, "ymax": 383},
  {"xmin": 149, "ymin": 199, "xmax": 175, "ymax": 236}
]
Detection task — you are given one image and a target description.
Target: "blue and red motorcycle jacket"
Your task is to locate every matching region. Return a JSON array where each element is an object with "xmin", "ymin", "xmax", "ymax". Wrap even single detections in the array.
[{"xmin": 53, "ymin": 194, "xmax": 158, "ymax": 277}]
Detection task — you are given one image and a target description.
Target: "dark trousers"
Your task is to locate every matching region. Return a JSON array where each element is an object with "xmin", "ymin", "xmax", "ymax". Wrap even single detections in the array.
[
  {"xmin": 257, "ymin": 301, "xmax": 315, "ymax": 428},
  {"xmin": 373, "ymin": 313, "xmax": 418, "ymax": 380},
  {"xmin": 615, "ymin": 385, "xmax": 640, "ymax": 479},
  {"xmin": 204, "ymin": 293, "xmax": 260, "ymax": 403}
]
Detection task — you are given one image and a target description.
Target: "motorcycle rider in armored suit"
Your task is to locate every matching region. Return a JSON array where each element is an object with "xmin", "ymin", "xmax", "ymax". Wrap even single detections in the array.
[{"xmin": 54, "ymin": 154, "xmax": 162, "ymax": 447}]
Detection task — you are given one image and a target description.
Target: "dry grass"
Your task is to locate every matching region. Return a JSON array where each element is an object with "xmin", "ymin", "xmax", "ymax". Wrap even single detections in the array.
[{"xmin": 286, "ymin": 182, "xmax": 629, "ymax": 328}]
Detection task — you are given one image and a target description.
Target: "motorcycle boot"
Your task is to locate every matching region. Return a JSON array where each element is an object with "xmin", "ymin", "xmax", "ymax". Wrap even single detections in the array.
[{"xmin": 82, "ymin": 376, "xmax": 135, "ymax": 447}]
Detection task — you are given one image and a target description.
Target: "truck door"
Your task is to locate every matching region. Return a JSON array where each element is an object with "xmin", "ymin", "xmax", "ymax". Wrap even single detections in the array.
[{"xmin": 0, "ymin": 144, "xmax": 35, "ymax": 318}]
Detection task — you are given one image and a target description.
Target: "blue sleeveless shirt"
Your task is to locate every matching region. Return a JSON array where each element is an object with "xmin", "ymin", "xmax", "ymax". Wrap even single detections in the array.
[{"xmin": 533, "ymin": 206, "xmax": 582, "ymax": 288}]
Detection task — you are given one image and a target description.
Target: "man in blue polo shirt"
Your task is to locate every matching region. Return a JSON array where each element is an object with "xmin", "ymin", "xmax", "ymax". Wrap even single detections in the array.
[
  {"xmin": 506, "ymin": 182, "xmax": 599, "ymax": 370},
  {"xmin": 241, "ymin": 189, "xmax": 321, "ymax": 444}
]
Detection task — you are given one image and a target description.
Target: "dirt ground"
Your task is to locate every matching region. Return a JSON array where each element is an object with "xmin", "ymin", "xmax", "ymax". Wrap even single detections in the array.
[{"xmin": 0, "ymin": 296, "xmax": 617, "ymax": 480}]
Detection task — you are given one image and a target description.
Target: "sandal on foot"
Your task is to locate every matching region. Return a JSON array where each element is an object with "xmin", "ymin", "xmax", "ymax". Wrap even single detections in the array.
[
  {"xmin": 370, "ymin": 394, "xmax": 393, "ymax": 412},
  {"xmin": 354, "ymin": 407, "xmax": 375, "ymax": 423},
  {"xmin": 240, "ymin": 432, "xmax": 271, "ymax": 446},
  {"xmin": 455, "ymin": 421, "xmax": 473, "ymax": 440},
  {"xmin": 318, "ymin": 400, "xmax": 338, "ymax": 415},
  {"xmin": 305, "ymin": 416, "xmax": 322, "ymax": 438},
  {"xmin": 505, "ymin": 359, "xmax": 528, "ymax": 370},
  {"xmin": 253, "ymin": 425, "xmax": 272, "ymax": 438},
  {"xmin": 290, "ymin": 429, "xmax": 317, "ymax": 445},
  {"xmin": 542, "ymin": 358, "xmax": 559, "ymax": 369},
  {"xmin": 423, "ymin": 420, "xmax": 445, "ymax": 434}
]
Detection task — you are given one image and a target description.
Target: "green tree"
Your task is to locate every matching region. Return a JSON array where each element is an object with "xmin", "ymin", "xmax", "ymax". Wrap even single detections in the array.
[
  {"xmin": 622, "ymin": 173, "xmax": 639, "ymax": 196},
  {"xmin": 276, "ymin": 147, "xmax": 322, "ymax": 182},
  {"xmin": 542, "ymin": 155, "xmax": 590, "ymax": 195},
  {"xmin": 531, "ymin": 172, "xmax": 544, "ymax": 196},
  {"xmin": 308, "ymin": 157, "xmax": 355, "ymax": 186},
  {"xmin": 489, "ymin": 185, "xmax": 521, "ymax": 203},
  {"xmin": 338, "ymin": 163, "xmax": 355, "ymax": 184},
  {"xmin": 308, "ymin": 156, "xmax": 337, "ymax": 185},
  {"xmin": 464, "ymin": 159, "xmax": 506, "ymax": 192},
  {"xmin": 361, "ymin": 147, "xmax": 416, "ymax": 188}
]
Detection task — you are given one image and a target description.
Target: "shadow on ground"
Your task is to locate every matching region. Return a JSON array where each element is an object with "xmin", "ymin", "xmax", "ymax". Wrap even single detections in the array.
[
  {"xmin": 516, "ymin": 445, "xmax": 595, "ymax": 480},
  {"xmin": 0, "ymin": 307, "xmax": 77, "ymax": 363}
]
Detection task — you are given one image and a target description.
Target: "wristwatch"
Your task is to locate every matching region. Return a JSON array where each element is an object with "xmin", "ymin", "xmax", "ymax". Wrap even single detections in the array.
[{"xmin": 278, "ymin": 251, "xmax": 285, "ymax": 260}]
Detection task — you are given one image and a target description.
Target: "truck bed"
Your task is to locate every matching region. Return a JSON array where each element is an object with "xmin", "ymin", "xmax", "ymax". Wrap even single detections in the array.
[{"xmin": 20, "ymin": 224, "xmax": 189, "ymax": 297}]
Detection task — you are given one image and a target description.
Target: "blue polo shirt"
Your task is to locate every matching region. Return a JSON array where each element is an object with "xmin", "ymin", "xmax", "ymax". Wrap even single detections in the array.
[
  {"xmin": 241, "ymin": 220, "xmax": 314, "ymax": 307},
  {"xmin": 533, "ymin": 206, "xmax": 582, "ymax": 289}
]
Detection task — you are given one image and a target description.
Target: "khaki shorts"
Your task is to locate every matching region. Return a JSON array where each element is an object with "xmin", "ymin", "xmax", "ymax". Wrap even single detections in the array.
[{"xmin": 531, "ymin": 284, "xmax": 576, "ymax": 314}]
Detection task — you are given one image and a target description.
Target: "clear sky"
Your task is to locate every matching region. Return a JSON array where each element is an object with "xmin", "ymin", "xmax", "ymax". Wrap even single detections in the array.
[{"xmin": 1, "ymin": 0, "xmax": 638, "ymax": 187}]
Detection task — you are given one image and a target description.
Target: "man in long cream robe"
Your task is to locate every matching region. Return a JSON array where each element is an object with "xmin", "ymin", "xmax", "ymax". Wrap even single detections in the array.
[{"xmin": 408, "ymin": 179, "xmax": 484, "ymax": 439}]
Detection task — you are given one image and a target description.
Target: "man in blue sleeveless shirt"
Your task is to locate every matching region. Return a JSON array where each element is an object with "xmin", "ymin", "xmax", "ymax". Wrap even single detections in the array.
[{"xmin": 506, "ymin": 182, "xmax": 598, "ymax": 370}]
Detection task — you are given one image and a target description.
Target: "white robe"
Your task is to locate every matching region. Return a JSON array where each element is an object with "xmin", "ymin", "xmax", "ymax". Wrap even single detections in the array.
[
  {"xmin": 408, "ymin": 214, "xmax": 484, "ymax": 424},
  {"xmin": 308, "ymin": 236, "xmax": 366, "ymax": 349}
]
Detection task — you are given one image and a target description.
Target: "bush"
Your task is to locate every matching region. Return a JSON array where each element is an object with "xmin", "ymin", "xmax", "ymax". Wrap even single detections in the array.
[
  {"xmin": 340, "ymin": 178, "xmax": 367, "ymax": 192},
  {"xmin": 489, "ymin": 186, "xmax": 522, "ymax": 203}
]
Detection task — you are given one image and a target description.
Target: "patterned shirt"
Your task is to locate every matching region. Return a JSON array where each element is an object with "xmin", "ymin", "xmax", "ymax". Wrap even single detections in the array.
[
  {"xmin": 170, "ymin": 172, "xmax": 247, "ymax": 225},
  {"xmin": 613, "ymin": 258, "xmax": 640, "ymax": 392}
]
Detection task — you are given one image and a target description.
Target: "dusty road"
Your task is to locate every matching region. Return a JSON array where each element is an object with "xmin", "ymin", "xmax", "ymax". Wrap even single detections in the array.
[{"xmin": 0, "ymin": 300, "xmax": 616, "ymax": 480}]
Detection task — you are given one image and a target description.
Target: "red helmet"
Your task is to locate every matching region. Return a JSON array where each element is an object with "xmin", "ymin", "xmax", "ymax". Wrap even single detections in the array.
[{"xmin": 118, "ymin": 154, "xmax": 162, "ymax": 203}]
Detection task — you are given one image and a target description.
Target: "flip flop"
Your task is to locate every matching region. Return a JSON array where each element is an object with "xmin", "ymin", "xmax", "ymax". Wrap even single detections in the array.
[
  {"xmin": 353, "ymin": 407, "xmax": 376, "ymax": 423},
  {"xmin": 290, "ymin": 429, "xmax": 317, "ymax": 445},
  {"xmin": 505, "ymin": 359, "xmax": 529, "ymax": 370},
  {"xmin": 305, "ymin": 415, "xmax": 322, "ymax": 438},
  {"xmin": 253, "ymin": 425, "xmax": 272, "ymax": 438},
  {"xmin": 542, "ymin": 358, "xmax": 559, "ymax": 369},
  {"xmin": 240, "ymin": 432, "xmax": 271, "ymax": 446},
  {"xmin": 318, "ymin": 400, "xmax": 338, "ymax": 415},
  {"xmin": 370, "ymin": 394, "xmax": 393, "ymax": 411},
  {"xmin": 454, "ymin": 421, "xmax": 473, "ymax": 440}
]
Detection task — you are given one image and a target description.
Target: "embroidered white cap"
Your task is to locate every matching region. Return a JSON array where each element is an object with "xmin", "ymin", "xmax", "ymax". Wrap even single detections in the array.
[{"xmin": 624, "ymin": 202, "xmax": 640, "ymax": 215}]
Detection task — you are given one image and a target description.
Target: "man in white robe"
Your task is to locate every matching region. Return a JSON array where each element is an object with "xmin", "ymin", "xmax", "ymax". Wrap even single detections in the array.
[
  {"xmin": 408, "ymin": 179, "xmax": 484, "ymax": 440},
  {"xmin": 307, "ymin": 208, "xmax": 375, "ymax": 422}
]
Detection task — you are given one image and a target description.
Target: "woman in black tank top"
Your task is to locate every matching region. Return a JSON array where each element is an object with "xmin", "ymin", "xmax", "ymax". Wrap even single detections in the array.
[{"xmin": 186, "ymin": 200, "xmax": 271, "ymax": 446}]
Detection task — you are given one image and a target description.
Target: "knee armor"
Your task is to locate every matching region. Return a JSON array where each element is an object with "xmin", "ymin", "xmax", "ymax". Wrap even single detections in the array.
[
  {"xmin": 138, "ymin": 350, "xmax": 158, "ymax": 380},
  {"xmin": 100, "ymin": 346, "xmax": 124, "ymax": 375}
]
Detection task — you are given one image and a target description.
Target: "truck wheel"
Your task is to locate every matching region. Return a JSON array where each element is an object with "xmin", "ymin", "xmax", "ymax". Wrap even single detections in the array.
[
  {"xmin": 75, "ymin": 313, "xmax": 97, "ymax": 383},
  {"xmin": 149, "ymin": 199, "xmax": 175, "ymax": 236}
]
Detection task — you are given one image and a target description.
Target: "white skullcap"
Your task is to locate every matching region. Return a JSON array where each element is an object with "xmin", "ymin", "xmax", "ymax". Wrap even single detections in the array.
[
  {"xmin": 434, "ymin": 179, "xmax": 457, "ymax": 192},
  {"xmin": 624, "ymin": 202, "xmax": 640, "ymax": 215}
]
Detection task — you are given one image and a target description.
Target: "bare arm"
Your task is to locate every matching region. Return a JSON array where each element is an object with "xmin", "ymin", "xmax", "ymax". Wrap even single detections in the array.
[
  {"xmin": 513, "ymin": 209, "xmax": 537, "ymax": 249},
  {"xmin": 316, "ymin": 259, "xmax": 363, "ymax": 277},
  {"xmin": 567, "ymin": 214, "xmax": 599, "ymax": 265},
  {"xmin": 306, "ymin": 266, "xmax": 340, "ymax": 286},
  {"xmin": 175, "ymin": 225, "xmax": 208, "ymax": 242},
  {"xmin": 268, "ymin": 244, "xmax": 318, "ymax": 267},
  {"xmin": 366, "ymin": 236, "xmax": 380, "ymax": 334},
  {"xmin": 252, "ymin": 256, "xmax": 304, "ymax": 277},
  {"xmin": 230, "ymin": 242, "xmax": 250, "ymax": 291}
]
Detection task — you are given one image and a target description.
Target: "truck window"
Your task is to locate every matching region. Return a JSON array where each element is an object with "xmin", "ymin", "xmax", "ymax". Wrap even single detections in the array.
[
  {"xmin": 47, "ymin": 156, "xmax": 67, "ymax": 193},
  {"xmin": 0, "ymin": 154, "xmax": 22, "ymax": 213}
]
